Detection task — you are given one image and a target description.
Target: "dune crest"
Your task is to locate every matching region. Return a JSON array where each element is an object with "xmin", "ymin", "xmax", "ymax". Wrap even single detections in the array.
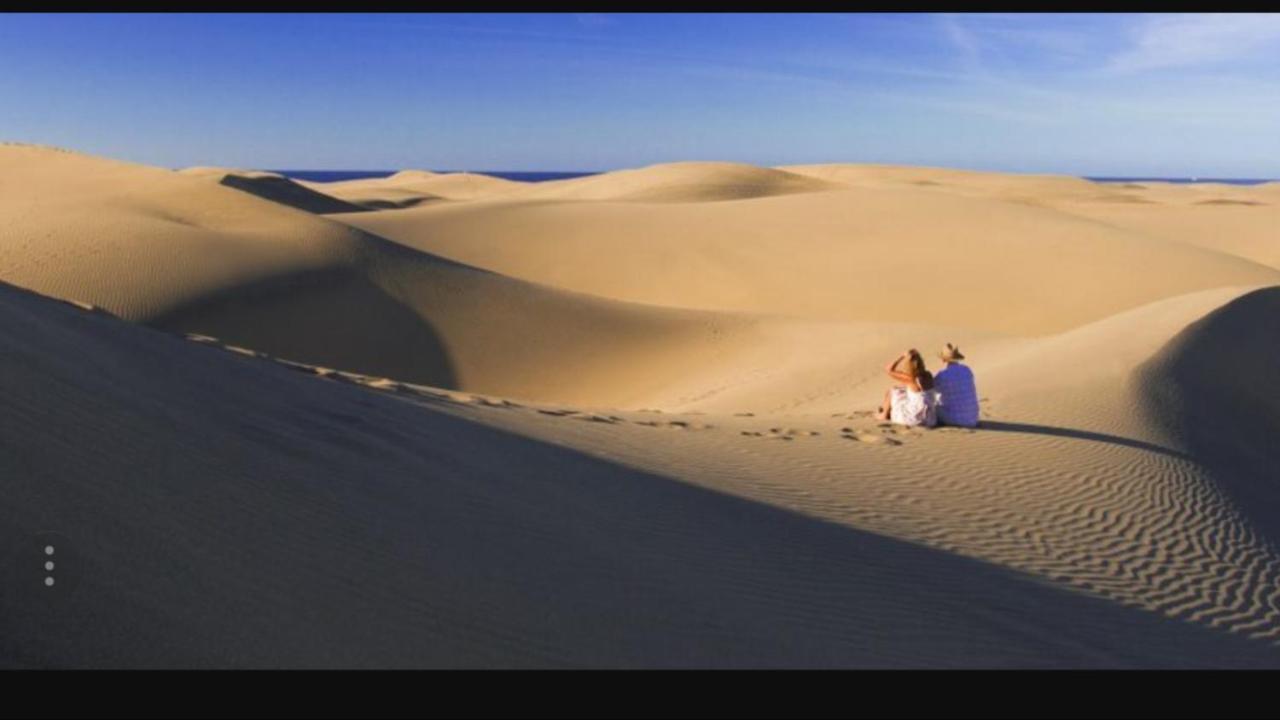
[
  {"xmin": 1139, "ymin": 287, "xmax": 1280, "ymax": 531},
  {"xmin": 180, "ymin": 167, "xmax": 369, "ymax": 214},
  {"xmin": 509, "ymin": 161, "xmax": 840, "ymax": 202},
  {"xmin": 301, "ymin": 168, "xmax": 527, "ymax": 207}
]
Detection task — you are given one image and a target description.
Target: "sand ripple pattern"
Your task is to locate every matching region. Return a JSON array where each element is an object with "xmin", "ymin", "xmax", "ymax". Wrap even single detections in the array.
[{"xmin": 541, "ymin": 399, "xmax": 1280, "ymax": 645}]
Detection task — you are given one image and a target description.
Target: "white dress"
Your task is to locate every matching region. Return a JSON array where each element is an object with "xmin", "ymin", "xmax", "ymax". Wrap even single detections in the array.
[{"xmin": 889, "ymin": 386, "xmax": 938, "ymax": 427}]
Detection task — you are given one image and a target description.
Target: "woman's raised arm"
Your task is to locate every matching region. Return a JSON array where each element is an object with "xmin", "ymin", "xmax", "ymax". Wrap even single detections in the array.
[{"xmin": 885, "ymin": 354, "xmax": 914, "ymax": 383}]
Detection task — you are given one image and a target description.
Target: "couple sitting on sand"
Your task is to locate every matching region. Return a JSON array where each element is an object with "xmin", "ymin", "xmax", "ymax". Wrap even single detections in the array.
[{"xmin": 876, "ymin": 344, "xmax": 979, "ymax": 428}]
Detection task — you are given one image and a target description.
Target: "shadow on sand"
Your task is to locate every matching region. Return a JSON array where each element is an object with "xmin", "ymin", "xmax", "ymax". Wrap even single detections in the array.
[{"xmin": 976, "ymin": 420, "xmax": 1193, "ymax": 463}]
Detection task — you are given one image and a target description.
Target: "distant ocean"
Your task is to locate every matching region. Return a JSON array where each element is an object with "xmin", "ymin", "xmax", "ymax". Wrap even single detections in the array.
[
  {"xmin": 270, "ymin": 170, "xmax": 1276, "ymax": 186},
  {"xmin": 271, "ymin": 170, "xmax": 599, "ymax": 183},
  {"xmin": 1085, "ymin": 176, "xmax": 1273, "ymax": 185}
]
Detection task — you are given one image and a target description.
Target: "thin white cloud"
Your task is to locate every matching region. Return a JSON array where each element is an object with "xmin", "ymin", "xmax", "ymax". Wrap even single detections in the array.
[
  {"xmin": 933, "ymin": 14, "xmax": 1105, "ymax": 75},
  {"xmin": 1109, "ymin": 13, "xmax": 1280, "ymax": 72},
  {"xmin": 937, "ymin": 14, "xmax": 985, "ymax": 73}
]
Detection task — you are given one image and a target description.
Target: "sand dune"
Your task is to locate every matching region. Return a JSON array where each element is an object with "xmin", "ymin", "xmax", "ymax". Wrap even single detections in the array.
[
  {"xmin": 506, "ymin": 161, "xmax": 840, "ymax": 202},
  {"xmin": 1138, "ymin": 287, "xmax": 1280, "ymax": 534},
  {"xmin": 3, "ymin": 146, "xmax": 1280, "ymax": 667},
  {"xmin": 0, "ymin": 145, "xmax": 789, "ymax": 406},
  {"xmin": 778, "ymin": 163, "xmax": 1280, "ymax": 271},
  {"xmin": 776, "ymin": 162, "xmax": 1166, "ymax": 208},
  {"xmin": 339, "ymin": 180, "xmax": 1280, "ymax": 335},
  {"xmin": 466, "ymin": 284, "xmax": 1280, "ymax": 647},
  {"xmin": 300, "ymin": 168, "xmax": 528, "ymax": 207},
  {"xmin": 779, "ymin": 162, "xmax": 1101, "ymax": 192},
  {"xmin": 779, "ymin": 163, "xmax": 1276, "ymax": 207},
  {"xmin": 181, "ymin": 167, "xmax": 369, "ymax": 214},
  {"xmin": 1040, "ymin": 198, "xmax": 1280, "ymax": 270},
  {"xmin": 304, "ymin": 162, "xmax": 836, "ymax": 207}
]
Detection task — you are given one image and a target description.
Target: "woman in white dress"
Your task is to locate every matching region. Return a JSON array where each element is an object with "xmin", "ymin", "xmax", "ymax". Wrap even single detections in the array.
[{"xmin": 875, "ymin": 349, "xmax": 937, "ymax": 427}]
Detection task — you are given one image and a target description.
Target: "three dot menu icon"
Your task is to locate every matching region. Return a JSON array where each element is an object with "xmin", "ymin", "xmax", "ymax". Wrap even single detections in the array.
[{"xmin": 16, "ymin": 532, "xmax": 79, "ymax": 600}]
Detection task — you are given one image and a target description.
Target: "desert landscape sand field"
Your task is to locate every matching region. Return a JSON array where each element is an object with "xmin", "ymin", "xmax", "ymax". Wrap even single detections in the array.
[{"xmin": 2, "ymin": 143, "xmax": 1280, "ymax": 667}]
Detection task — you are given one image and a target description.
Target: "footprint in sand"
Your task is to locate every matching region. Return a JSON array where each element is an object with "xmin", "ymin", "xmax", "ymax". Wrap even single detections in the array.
[
  {"xmin": 424, "ymin": 390, "xmax": 502, "ymax": 404},
  {"xmin": 841, "ymin": 431, "xmax": 902, "ymax": 446},
  {"xmin": 575, "ymin": 414, "xmax": 624, "ymax": 424},
  {"xmin": 774, "ymin": 427, "xmax": 820, "ymax": 437},
  {"xmin": 222, "ymin": 344, "xmax": 265, "ymax": 359},
  {"xmin": 410, "ymin": 388, "xmax": 454, "ymax": 401},
  {"xmin": 301, "ymin": 366, "xmax": 354, "ymax": 383},
  {"xmin": 740, "ymin": 430, "xmax": 790, "ymax": 440},
  {"xmin": 307, "ymin": 366, "xmax": 340, "ymax": 378},
  {"xmin": 878, "ymin": 425, "xmax": 925, "ymax": 439},
  {"xmin": 65, "ymin": 299, "xmax": 102, "ymax": 314},
  {"xmin": 363, "ymin": 378, "xmax": 406, "ymax": 393},
  {"xmin": 476, "ymin": 397, "xmax": 522, "ymax": 409},
  {"xmin": 637, "ymin": 419, "xmax": 714, "ymax": 430},
  {"xmin": 740, "ymin": 427, "xmax": 818, "ymax": 441}
]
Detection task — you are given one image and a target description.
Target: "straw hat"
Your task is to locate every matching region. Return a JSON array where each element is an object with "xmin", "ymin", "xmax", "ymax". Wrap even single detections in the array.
[{"xmin": 939, "ymin": 343, "xmax": 965, "ymax": 362}]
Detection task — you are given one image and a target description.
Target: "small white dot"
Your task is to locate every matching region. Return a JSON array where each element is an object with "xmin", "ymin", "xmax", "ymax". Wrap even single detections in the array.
[
  {"xmin": 45, "ymin": 561, "xmax": 55, "ymax": 571},
  {"xmin": 45, "ymin": 577, "xmax": 55, "ymax": 587},
  {"xmin": 45, "ymin": 545, "xmax": 55, "ymax": 556}
]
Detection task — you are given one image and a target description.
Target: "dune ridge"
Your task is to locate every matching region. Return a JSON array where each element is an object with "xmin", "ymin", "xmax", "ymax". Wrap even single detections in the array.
[
  {"xmin": 180, "ymin": 167, "xmax": 370, "ymax": 214},
  {"xmin": 1138, "ymin": 287, "xmax": 1280, "ymax": 533},
  {"xmin": 506, "ymin": 161, "xmax": 841, "ymax": 202},
  {"xmin": 299, "ymin": 168, "xmax": 528, "ymax": 208}
]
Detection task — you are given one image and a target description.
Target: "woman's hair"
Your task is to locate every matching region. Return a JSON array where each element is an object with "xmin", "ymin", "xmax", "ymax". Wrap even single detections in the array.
[
  {"xmin": 904, "ymin": 349, "xmax": 933, "ymax": 390},
  {"xmin": 903, "ymin": 349, "xmax": 925, "ymax": 377}
]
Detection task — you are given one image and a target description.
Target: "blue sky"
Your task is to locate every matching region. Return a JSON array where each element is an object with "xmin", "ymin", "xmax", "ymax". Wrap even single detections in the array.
[{"xmin": 3, "ymin": 13, "xmax": 1280, "ymax": 176}]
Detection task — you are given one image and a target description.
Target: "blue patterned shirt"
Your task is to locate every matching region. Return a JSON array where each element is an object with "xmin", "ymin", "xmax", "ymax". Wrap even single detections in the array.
[{"xmin": 934, "ymin": 362, "xmax": 979, "ymax": 427}]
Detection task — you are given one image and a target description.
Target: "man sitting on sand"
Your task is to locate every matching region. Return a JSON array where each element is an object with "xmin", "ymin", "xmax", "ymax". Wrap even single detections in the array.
[{"xmin": 933, "ymin": 343, "xmax": 979, "ymax": 428}]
